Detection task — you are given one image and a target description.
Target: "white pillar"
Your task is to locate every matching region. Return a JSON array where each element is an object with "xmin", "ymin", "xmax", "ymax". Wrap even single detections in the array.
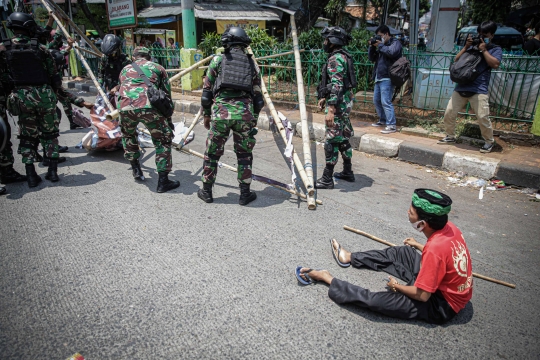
[{"xmin": 427, "ymin": 0, "xmax": 461, "ymax": 53}]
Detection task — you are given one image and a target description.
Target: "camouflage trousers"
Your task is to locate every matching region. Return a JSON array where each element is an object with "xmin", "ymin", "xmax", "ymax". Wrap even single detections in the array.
[
  {"xmin": 120, "ymin": 109, "xmax": 173, "ymax": 173},
  {"xmin": 10, "ymin": 86, "xmax": 59, "ymax": 164},
  {"xmin": 324, "ymin": 114, "xmax": 354, "ymax": 166},
  {"xmin": 202, "ymin": 119, "xmax": 256, "ymax": 185},
  {"xmin": 56, "ymin": 87, "xmax": 74, "ymax": 120},
  {"xmin": 0, "ymin": 101, "xmax": 14, "ymax": 168}
]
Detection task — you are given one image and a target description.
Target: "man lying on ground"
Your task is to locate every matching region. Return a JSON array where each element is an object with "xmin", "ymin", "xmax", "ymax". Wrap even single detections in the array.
[{"xmin": 296, "ymin": 189, "xmax": 473, "ymax": 324}]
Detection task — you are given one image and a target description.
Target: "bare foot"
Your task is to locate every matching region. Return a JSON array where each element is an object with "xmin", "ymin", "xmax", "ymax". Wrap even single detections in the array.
[
  {"xmin": 299, "ymin": 268, "xmax": 334, "ymax": 285},
  {"xmin": 331, "ymin": 239, "xmax": 352, "ymax": 264}
]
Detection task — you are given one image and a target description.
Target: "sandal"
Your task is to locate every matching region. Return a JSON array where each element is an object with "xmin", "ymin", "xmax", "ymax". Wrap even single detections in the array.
[
  {"xmin": 331, "ymin": 239, "xmax": 350, "ymax": 268},
  {"xmin": 295, "ymin": 266, "xmax": 317, "ymax": 285}
]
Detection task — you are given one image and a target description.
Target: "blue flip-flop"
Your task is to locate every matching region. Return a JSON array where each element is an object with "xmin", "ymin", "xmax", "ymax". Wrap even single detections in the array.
[
  {"xmin": 331, "ymin": 239, "xmax": 351, "ymax": 268},
  {"xmin": 295, "ymin": 266, "xmax": 317, "ymax": 285}
]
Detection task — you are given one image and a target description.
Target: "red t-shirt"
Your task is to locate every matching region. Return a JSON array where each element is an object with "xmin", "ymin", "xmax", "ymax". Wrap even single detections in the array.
[{"xmin": 414, "ymin": 221, "xmax": 473, "ymax": 313}]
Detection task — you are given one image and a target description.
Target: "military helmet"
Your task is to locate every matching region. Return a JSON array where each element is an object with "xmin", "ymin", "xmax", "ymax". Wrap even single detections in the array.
[
  {"xmin": 221, "ymin": 27, "xmax": 251, "ymax": 48},
  {"xmin": 133, "ymin": 46, "xmax": 151, "ymax": 57},
  {"xmin": 36, "ymin": 26, "xmax": 51, "ymax": 44},
  {"xmin": 321, "ymin": 26, "xmax": 352, "ymax": 46},
  {"xmin": 101, "ymin": 34, "xmax": 122, "ymax": 56},
  {"xmin": 6, "ymin": 12, "xmax": 38, "ymax": 35}
]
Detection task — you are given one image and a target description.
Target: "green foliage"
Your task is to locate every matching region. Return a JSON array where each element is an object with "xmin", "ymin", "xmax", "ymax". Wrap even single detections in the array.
[
  {"xmin": 298, "ymin": 28, "xmax": 323, "ymax": 50},
  {"xmin": 198, "ymin": 32, "xmax": 222, "ymax": 57},
  {"xmin": 245, "ymin": 27, "xmax": 278, "ymax": 49},
  {"xmin": 466, "ymin": 0, "xmax": 513, "ymax": 25},
  {"xmin": 34, "ymin": 7, "xmax": 49, "ymax": 21},
  {"xmin": 73, "ymin": 4, "xmax": 109, "ymax": 33},
  {"xmin": 348, "ymin": 28, "xmax": 371, "ymax": 50},
  {"xmin": 325, "ymin": 0, "xmax": 347, "ymax": 25}
]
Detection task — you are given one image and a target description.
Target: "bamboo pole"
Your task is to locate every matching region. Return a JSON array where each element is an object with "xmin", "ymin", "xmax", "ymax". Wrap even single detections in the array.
[
  {"xmin": 75, "ymin": 45, "xmax": 101, "ymax": 58},
  {"xmin": 177, "ymin": 108, "xmax": 202, "ymax": 149},
  {"xmin": 45, "ymin": 0, "xmax": 103, "ymax": 56},
  {"xmin": 343, "ymin": 225, "xmax": 517, "ymax": 289},
  {"xmin": 290, "ymin": 15, "xmax": 316, "ymax": 210},
  {"xmin": 166, "ymin": 66, "xmax": 209, "ymax": 72},
  {"xmin": 169, "ymin": 55, "xmax": 214, "ymax": 83},
  {"xmin": 247, "ymin": 46, "xmax": 314, "ymax": 201},
  {"xmin": 38, "ymin": 0, "xmax": 118, "ymax": 119}
]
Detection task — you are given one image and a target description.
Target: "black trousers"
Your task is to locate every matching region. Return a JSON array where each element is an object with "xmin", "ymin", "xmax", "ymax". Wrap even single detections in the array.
[{"xmin": 328, "ymin": 246, "xmax": 457, "ymax": 324}]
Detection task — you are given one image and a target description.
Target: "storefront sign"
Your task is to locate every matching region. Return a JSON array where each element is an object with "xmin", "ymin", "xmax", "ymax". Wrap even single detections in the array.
[
  {"xmin": 106, "ymin": 0, "xmax": 138, "ymax": 29},
  {"xmin": 216, "ymin": 20, "xmax": 265, "ymax": 34}
]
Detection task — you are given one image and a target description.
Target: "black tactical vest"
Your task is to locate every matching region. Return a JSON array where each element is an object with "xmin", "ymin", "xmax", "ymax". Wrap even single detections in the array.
[
  {"xmin": 105, "ymin": 54, "xmax": 128, "ymax": 90},
  {"xmin": 318, "ymin": 49, "xmax": 357, "ymax": 95},
  {"xmin": 3, "ymin": 38, "xmax": 50, "ymax": 87},
  {"xmin": 213, "ymin": 47, "xmax": 254, "ymax": 95}
]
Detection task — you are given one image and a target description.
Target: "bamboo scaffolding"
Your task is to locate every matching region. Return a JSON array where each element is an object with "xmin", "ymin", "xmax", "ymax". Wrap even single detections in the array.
[
  {"xmin": 39, "ymin": 0, "xmax": 118, "ymax": 119},
  {"xmin": 75, "ymin": 45, "xmax": 101, "ymax": 58},
  {"xmin": 45, "ymin": 0, "xmax": 103, "ymax": 56},
  {"xmin": 255, "ymin": 49, "xmax": 304, "ymax": 61},
  {"xmin": 343, "ymin": 225, "xmax": 517, "ymax": 289},
  {"xmin": 290, "ymin": 15, "xmax": 315, "ymax": 210},
  {"xmin": 247, "ymin": 47, "xmax": 314, "ymax": 203},
  {"xmin": 168, "ymin": 55, "xmax": 214, "ymax": 83}
]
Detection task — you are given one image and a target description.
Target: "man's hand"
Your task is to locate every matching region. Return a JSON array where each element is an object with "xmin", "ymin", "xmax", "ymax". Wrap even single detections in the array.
[
  {"xmin": 325, "ymin": 106, "xmax": 335, "ymax": 128},
  {"xmin": 318, "ymin": 98, "xmax": 326, "ymax": 111},
  {"xmin": 386, "ymin": 276, "xmax": 399, "ymax": 291},
  {"xmin": 203, "ymin": 115, "xmax": 211, "ymax": 130},
  {"xmin": 478, "ymin": 38, "xmax": 487, "ymax": 52},
  {"xmin": 404, "ymin": 237, "xmax": 421, "ymax": 249},
  {"xmin": 82, "ymin": 101, "xmax": 94, "ymax": 109},
  {"xmin": 67, "ymin": 38, "xmax": 74, "ymax": 46},
  {"xmin": 109, "ymin": 86, "xmax": 118, "ymax": 95},
  {"xmin": 465, "ymin": 35, "xmax": 473, "ymax": 49},
  {"xmin": 373, "ymin": 40, "xmax": 382, "ymax": 47}
]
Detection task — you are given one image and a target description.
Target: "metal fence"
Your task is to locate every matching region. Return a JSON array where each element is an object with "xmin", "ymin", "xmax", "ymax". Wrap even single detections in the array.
[{"xmin": 79, "ymin": 45, "xmax": 540, "ymax": 132}]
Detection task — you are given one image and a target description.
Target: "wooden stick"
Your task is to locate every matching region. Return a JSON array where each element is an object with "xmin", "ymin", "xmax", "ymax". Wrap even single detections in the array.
[
  {"xmin": 166, "ymin": 66, "xmax": 209, "ymax": 72},
  {"xmin": 255, "ymin": 49, "xmax": 304, "ymax": 61},
  {"xmin": 290, "ymin": 15, "xmax": 316, "ymax": 210},
  {"xmin": 169, "ymin": 55, "xmax": 214, "ymax": 83},
  {"xmin": 177, "ymin": 108, "xmax": 202, "ymax": 149},
  {"xmin": 38, "ymin": 0, "xmax": 118, "ymax": 119},
  {"xmin": 75, "ymin": 45, "xmax": 101, "ymax": 58},
  {"xmin": 343, "ymin": 225, "xmax": 516, "ymax": 289},
  {"xmin": 247, "ymin": 46, "xmax": 314, "ymax": 201}
]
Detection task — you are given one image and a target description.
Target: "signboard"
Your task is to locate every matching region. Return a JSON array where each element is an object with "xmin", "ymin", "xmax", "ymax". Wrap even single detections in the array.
[
  {"xmin": 106, "ymin": 0, "xmax": 138, "ymax": 29},
  {"xmin": 216, "ymin": 20, "xmax": 265, "ymax": 34}
]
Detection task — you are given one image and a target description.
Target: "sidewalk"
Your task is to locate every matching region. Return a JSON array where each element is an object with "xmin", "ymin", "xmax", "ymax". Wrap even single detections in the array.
[{"xmin": 65, "ymin": 81, "xmax": 540, "ymax": 189}]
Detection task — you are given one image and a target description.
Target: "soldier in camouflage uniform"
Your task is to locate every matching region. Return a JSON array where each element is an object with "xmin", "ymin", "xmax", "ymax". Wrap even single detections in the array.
[
  {"xmin": 98, "ymin": 34, "xmax": 131, "ymax": 93},
  {"xmin": 2, "ymin": 12, "xmax": 63, "ymax": 187},
  {"xmin": 315, "ymin": 27, "xmax": 357, "ymax": 189},
  {"xmin": 198, "ymin": 27, "xmax": 264, "ymax": 206},
  {"xmin": 118, "ymin": 46, "xmax": 179, "ymax": 193}
]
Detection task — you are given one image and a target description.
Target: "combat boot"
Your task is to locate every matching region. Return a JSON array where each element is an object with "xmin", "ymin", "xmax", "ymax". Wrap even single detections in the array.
[
  {"xmin": 130, "ymin": 160, "xmax": 145, "ymax": 181},
  {"xmin": 45, "ymin": 159, "xmax": 59, "ymax": 182},
  {"xmin": 315, "ymin": 167, "xmax": 335, "ymax": 189},
  {"xmin": 58, "ymin": 145, "xmax": 68, "ymax": 153},
  {"xmin": 25, "ymin": 163, "xmax": 42, "ymax": 188},
  {"xmin": 239, "ymin": 183, "xmax": 257, "ymax": 206},
  {"xmin": 156, "ymin": 172, "xmax": 180, "ymax": 193},
  {"xmin": 197, "ymin": 182, "xmax": 214, "ymax": 203},
  {"xmin": 333, "ymin": 161, "xmax": 355, "ymax": 182},
  {"xmin": 0, "ymin": 166, "xmax": 27, "ymax": 184},
  {"xmin": 42, "ymin": 150, "xmax": 66, "ymax": 166}
]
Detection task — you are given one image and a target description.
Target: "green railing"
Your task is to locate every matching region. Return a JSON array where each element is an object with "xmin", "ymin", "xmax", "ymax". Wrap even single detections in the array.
[{"xmin": 79, "ymin": 45, "xmax": 540, "ymax": 132}]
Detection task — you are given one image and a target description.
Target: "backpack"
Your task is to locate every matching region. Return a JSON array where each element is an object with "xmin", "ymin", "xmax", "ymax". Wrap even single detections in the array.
[
  {"xmin": 389, "ymin": 56, "xmax": 411, "ymax": 88},
  {"xmin": 449, "ymin": 50, "xmax": 484, "ymax": 85}
]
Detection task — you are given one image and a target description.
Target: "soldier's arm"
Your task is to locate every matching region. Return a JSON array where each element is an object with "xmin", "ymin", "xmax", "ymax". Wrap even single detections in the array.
[
  {"xmin": 202, "ymin": 56, "xmax": 220, "ymax": 117},
  {"xmin": 97, "ymin": 55, "xmax": 106, "ymax": 86},
  {"xmin": 327, "ymin": 54, "xmax": 346, "ymax": 106},
  {"xmin": 158, "ymin": 65, "xmax": 172, "ymax": 96},
  {"xmin": 252, "ymin": 62, "xmax": 264, "ymax": 118},
  {"xmin": 42, "ymin": 46, "xmax": 61, "ymax": 89}
]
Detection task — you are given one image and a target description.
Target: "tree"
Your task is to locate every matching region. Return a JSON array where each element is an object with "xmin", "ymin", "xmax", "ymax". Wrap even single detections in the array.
[
  {"xmin": 371, "ymin": 0, "xmax": 431, "ymax": 24},
  {"xmin": 465, "ymin": 0, "xmax": 515, "ymax": 24},
  {"xmin": 294, "ymin": 0, "xmax": 328, "ymax": 34}
]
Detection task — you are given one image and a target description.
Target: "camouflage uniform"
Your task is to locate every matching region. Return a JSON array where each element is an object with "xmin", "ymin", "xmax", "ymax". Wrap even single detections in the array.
[
  {"xmin": 202, "ymin": 50, "xmax": 262, "ymax": 185},
  {"xmin": 98, "ymin": 54, "xmax": 131, "ymax": 91},
  {"xmin": 2, "ymin": 35, "xmax": 60, "ymax": 164},
  {"xmin": 118, "ymin": 58, "xmax": 173, "ymax": 173},
  {"xmin": 47, "ymin": 32, "xmax": 63, "ymax": 51},
  {"xmin": 0, "ymin": 79, "xmax": 14, "ymax": 168},
  {"xmin": 324, "ymin": 51, "xmax": 354, "ymax": 167}
]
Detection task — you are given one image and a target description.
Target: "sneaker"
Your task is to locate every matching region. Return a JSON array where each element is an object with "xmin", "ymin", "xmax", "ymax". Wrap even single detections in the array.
[
  {"xmin": 380, "ymin": 126, "xmax": 397, "ymax": 134},
  {"xmin": 480, "ymin": 142, "xmax": 494, "ymax": 153},
  {"xmin": 371, "ymin": 121, "xmax": 385, "ymax": 127},
  {"xmin": 437, "ymin": 136, "xmax": 456, "ymax": 144}
]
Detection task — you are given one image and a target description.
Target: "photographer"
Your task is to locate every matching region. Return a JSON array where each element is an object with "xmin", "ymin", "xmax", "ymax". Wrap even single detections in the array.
[
  {"xmin": 368, "ymin": 25, "xmax": 402, "ymax": 134},
  {"xmin": 438, "ymin": 21, "xmax": 502, "ymax": 153}
]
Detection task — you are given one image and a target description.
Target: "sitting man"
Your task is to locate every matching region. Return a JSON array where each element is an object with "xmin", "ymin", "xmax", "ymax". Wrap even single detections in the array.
[{"xmin": 297, "ymin": 189, "xmax": 473, "ymax": 324}]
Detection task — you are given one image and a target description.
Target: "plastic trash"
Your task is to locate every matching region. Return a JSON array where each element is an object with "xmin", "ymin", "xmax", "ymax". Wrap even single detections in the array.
[
  {"xmin": 137, "ymin": 130, "xmax": 154, "ymax": 148},
  {"xmin": 172, "ymin": 121, "xmax": 195, "ymax": 147}
]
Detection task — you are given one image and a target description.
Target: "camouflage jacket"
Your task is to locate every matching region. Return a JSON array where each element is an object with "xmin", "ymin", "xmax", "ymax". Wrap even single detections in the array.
[
  {"xmin": 203, "ymin": 48, "xmax": 262, "ymax": 121},
  {"xmin": 118, "ymin": 58, "xmax": 171, "ymax": 112},
  {"xmin": 98, "ymin": 54, "xmax": 132, "ymax": 90},
  {"xmin": 325, "ymin": 51, "xmax": 353, "ymax": 109},
  {"xmin": 47, "ymin": 31, "xmax": 63, "ymax": 50}
]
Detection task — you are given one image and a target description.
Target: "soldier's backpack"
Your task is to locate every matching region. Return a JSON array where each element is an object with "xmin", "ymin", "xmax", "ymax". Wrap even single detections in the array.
[{"xmin": 131, "ymin": 62, "xmax": 174, "ymax": 118}]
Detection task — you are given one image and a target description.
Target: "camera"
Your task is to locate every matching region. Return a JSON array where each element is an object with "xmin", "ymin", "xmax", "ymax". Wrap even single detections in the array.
[
  {"xmin": 369, "ymin": 35, "xmax": 382, "ymax": 45},
  {"xmin": 469, "ymin": 34, "xmax": 481, "ymax": 46}
]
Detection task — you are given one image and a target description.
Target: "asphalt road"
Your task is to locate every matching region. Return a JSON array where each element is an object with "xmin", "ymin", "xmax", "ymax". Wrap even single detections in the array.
[{"xmin": 1, "ymin": 93, "xmax": 539, "ymax": 359}]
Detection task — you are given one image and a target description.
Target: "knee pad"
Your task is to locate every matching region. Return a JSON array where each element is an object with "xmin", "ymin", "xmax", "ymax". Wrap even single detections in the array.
[
  {"xmin": 17, "ymin": 135, "xmax": 39, "ymax": 150},
  {"xmin": 324, "ymin": 142, "xmax": 335, "ymax": 161},
  {"xmin": 237, "ymin": 154, "xmax": 253, "ymax": 166},
  {"xmin": 41, "ymin": 132, "xmax": 60, "ymax": 140},
  {"xmin": 339, "ymin": 141, "xmax": 351, "ymax": 153}
]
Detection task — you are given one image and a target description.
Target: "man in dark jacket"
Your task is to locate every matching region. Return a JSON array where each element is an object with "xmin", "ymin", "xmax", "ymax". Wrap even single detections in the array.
[{"xmin": 368, "ymin": 25, "xmax": 402, "ymax": 134}]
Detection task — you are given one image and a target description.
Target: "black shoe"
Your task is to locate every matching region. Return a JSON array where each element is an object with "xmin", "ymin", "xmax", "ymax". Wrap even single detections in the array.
[
  {"xmin": 0, "ymin": 166, "xmax": 27, "ymax": 184},
  {"xmin": 0, "ymin": 185, "xmax": 5, "ymax": 195},
  {"xmin": 45, "ymin": 159, "xmax": 59, "ymax": 182},
  {"xmin": 58, "ymin": 145, "xmax": 68, "ymax": 153},
  {"xmin": 333, "ymin": 163, "xmax": 355, "ymax": 182},
  {"xmin": 42, "ymin": 154, "xmax": 66, "ymax": 166},
  {"xmin": 197, "ymin": 182, "xmax": 214, "ymax": 203},
  {"xmin": 70, "ymin": 122, "xmax": 83, "ymax": 130},
  {"xmin": 437, "ymin": 136, "xmax": 456, "ymax": 144},
  {"xmin": 25, "ymin": 163, "xmax": 42, "ymax": 188},
  {"xmin": 480, "ymin": 142, "xmax": 495, "ymax": 153},
  {"xmin": 130, "ymin": 160, "xmax": 145, "ymax": 180},
  {"xmin": 315, "ymin": 167, "xmax": 335, "ymax": 189},
  {"xmin": 239, "ymin": 183, "xmax": 257, "ymax": 205},
  {"xmin": 156, "ymin": 172, "xmax": 180, "ymax": 193},
  {"xmin": 35, "ymin": 152, "xmax": 43, "ymax": 163}
]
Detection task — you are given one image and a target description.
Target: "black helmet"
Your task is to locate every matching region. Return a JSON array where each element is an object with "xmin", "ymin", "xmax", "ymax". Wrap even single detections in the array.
[
  {"xmin": 221, "ymin": 27, "xmax": 251, "ymax": 48},
  {"xmin": 6, "ymin": 12, "xmax": 38, "ymax": 36},
  {"xmin": 321, "ymin": 26, "xmax": 352, "ymax": 46},
  {"xmin": 101, "ymin": 34, "xmax": 122, "ymax": 56},
  {"xmin": 49, "ymin": 49, "xmax": 65, "ymax": 67}
]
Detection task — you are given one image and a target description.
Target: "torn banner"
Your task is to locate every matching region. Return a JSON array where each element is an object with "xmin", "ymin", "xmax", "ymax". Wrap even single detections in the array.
[{"xmin": 80, "ymin": 95, "xmax": 122, "ymax": 151}]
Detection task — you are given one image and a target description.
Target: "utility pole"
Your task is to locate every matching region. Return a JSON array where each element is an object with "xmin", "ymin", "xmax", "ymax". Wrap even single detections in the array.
[{"xmin": 182, "ymin": 0, "xmax": 197, "ymax": 49}]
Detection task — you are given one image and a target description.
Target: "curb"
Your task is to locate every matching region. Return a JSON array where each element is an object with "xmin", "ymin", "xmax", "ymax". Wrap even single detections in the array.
[{"xmin": 64, "ymin": 80, "xmax": 98, "ymax": 94}]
